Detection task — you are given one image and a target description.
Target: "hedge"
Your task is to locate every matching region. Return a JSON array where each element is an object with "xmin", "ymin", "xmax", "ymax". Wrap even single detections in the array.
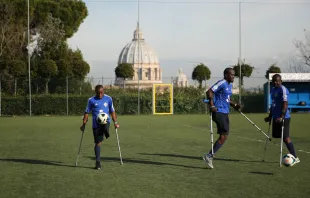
[{"xmin": 0, "ymin": 92, "xmax": 265, "ymax": 116}]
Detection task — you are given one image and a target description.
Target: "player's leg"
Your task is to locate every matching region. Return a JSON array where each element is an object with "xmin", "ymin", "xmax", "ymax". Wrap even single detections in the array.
[
  {"xmin": 210, "ymin": 112, "xmax": 229, "ymax": 155},
  {"xmin": 203, "ymin": 112, "xmax": 229, "ymax": 168},
  {"xmin": 93, "ymin": 127, "xmax": 104, "ymax": 169},
  {"xmin": 282, "ymin": 118, "xmax": 300, "ymax": 164}
]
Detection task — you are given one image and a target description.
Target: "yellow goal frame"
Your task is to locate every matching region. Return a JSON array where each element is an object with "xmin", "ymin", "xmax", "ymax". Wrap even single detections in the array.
[{"xmin": 152, "ymin": 84, "xmax": 173, "ymax": 115}]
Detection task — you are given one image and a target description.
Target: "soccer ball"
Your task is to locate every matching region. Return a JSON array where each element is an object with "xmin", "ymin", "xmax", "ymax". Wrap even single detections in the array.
[
  {"xmin": 96, "ymin": 113, "xmax": 108, "ymax": 125},
  {"xmin": 282, "ymin": 154, "xmax": 296, "ymax": 167}
]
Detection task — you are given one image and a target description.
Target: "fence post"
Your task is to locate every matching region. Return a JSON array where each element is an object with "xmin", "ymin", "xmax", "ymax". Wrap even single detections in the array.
[
  {"xmin": 0, "ymin": 76, "xmax": 1, "ymax": 116},
  {"xmin": 66, "ymin": 76, "xmax": 68, "ymax": 116}
]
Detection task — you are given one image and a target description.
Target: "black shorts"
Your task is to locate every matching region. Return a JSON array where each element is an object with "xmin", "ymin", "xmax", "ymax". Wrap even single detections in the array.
[
  {"xmin": 272, "ymin": 118, "xmax": 290, "ymax": 139},
  {"xmin": 93, "ymin": 122, "xmax": 110, "ymax": 143},
  {"xmin": 212, "ymin": 112, "xmax": 229, "ymax": 135}
]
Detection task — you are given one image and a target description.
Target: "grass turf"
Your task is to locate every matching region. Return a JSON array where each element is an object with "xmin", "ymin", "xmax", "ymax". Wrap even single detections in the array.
[{"xmin": 0, "ymin": 114, "xmax": 310, "ymax": 198}]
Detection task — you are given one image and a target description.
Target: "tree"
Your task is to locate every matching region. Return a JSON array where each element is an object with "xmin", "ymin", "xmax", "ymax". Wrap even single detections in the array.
[
  {"xmin": 294, "ymin": 29, "xmax": 310, "ymax": 67},
  {"xmin": 38, "ymin": 59, "xmax": 58, "ymax": 94},
  {"xmin": 34, "ymin": 13, "xmax": 66, "ymax": 57},
  {"xmin": 233, "ymin": 62, "xmax": 254, "ymax": 87},
  {"xmin": 265, "ymin": 63, "xmax": 281, "ymax": 79},
  {"xmin": 191, "ymin": 63, "xmax": 211, "ymax": 88},
  {"xmin": 9, "ymin": 59, "xmax": 27, "ymax": 96},
  {"xmin": 0, "ymin": 0, "xmax": 90, "ymax": 95},
  {"xmin": 115, "ymin": 63, "xmax": 135, "ymax": 79},
  {"xmin": 32, "ymin": 0, "xmax": 88, "ymax": 38},
  {"xmin": 70, "ymin": 49, "xmax": 90, "ymax": 79}
]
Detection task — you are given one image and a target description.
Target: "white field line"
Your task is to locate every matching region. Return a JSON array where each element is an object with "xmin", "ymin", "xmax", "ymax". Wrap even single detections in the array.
[
  {"xmin": 236, "ymin": 136, "xmax": 310, "ymax": 155},
  {"xmin": 183, "ymin": 124, "xmax": 310, "ymax": 155}
]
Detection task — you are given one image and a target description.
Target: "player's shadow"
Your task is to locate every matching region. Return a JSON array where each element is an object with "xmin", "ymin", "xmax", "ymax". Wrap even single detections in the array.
[
  {"xmin": 139, "ymin": 153, "xmax": 277, "ymax": 164},
  {"xmin": 0, "ymin": 158, "xmax": 91, "ymax": 169},
  {"xmin": 88, "ymin": 156, "xmax": 206, "ymax": 170},
  {"xmin": 249, "ymin": 171, "xmax": 274, "ymax": 175}
]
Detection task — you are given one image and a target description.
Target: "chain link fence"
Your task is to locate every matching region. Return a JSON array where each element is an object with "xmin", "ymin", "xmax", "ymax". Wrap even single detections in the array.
[{"xmin": 0, "ymin": 75, "xmax": 268, "ymax": 116}]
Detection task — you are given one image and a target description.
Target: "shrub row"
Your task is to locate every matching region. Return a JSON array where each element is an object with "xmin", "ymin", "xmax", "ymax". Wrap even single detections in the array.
[{"xmin": 0, "ymin": 93, "xmax": 265, "ymax": 115}]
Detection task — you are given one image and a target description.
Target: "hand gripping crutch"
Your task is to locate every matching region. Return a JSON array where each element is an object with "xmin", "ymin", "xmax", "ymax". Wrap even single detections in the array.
[
  {"xmin": 75, "ymin": 129, "xmax": 85, "ymax": 167},
  {"xmin": 115, "ymin": 128, "xmax": 123, "ymax": 165},
  {"xmin": 262, "ymin": 120, "xmax": 272, "ymax": 162}
]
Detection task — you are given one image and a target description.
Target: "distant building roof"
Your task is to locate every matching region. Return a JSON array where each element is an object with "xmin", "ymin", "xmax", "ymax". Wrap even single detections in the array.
[{"xmin": 269, "ymin": 73, "xmax": 310, "ymax": 82}]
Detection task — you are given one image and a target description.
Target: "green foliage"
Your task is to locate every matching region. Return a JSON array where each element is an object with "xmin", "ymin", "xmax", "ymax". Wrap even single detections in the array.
[
  {"xmin": 0, "ymin": 0, "xmax": 90, "ymax": 96},
  {"xmin": 265, "ymin": 63, "xmax": 281, "ymax": 79},
  {"xmin": 9, "ymin": 59, "xmax": 27, "ymax": 77},
  {"xmin": 38, "ymin": 60, "xmax": 58, "ymax": 94},
  {"xmin": 70, "ymin": 49, "xmax": 90, "ymax": 79},
  {"xmin": 115, "ymin": 63, "xmax": 135, "ymax": 79},
  {"xmin": 233, "ymin": 62, "xmax": 254, "ymax": 86},
  {"xmin": 39, "ymin": 60, "xmax": 58, "ymax": 78},
  {"xmin": 1, "ymin": 88, "xmax": 265, "ymax": 116},
  {"xmin": 191, "ymin": 63, "xmax": 211, "ymax": 88},
  {"xmin": 32, "ymin": 0, "xmax": 88, "ymax": 38}
]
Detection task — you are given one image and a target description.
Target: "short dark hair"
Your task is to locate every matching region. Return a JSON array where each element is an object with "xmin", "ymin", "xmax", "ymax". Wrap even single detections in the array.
[
  {"xmin": 95, "ymin": 84, "xmax": 104, "ymax": 92},
  {"xmin": 272, "ymin": 74, "xmax": 282, "ymax": 81},
  {"xmin": 224, "ymin": 67, "xmax": 234, "ymax": 76}
]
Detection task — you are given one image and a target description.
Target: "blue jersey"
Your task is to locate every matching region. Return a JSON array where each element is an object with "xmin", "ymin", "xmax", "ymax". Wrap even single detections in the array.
[
  {"xmin": 270, "ymin": 85, "xmax": 290, "ymax": 119},
  {"xmin": 210, "ymin": 79, "xmax": 232, "ymax": 114},
  {"xmin": 85, "ymin": 94, "xmax": 115, "ymax": 128}
]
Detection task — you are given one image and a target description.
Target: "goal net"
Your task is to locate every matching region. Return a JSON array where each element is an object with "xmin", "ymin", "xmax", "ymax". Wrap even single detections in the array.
[{"xmin": 152, "ymin": 84, "xmax": 173, "ymax": 115}]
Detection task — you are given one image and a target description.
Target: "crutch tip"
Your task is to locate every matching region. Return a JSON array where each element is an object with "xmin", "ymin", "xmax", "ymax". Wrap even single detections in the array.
[{"xmin": 269, "ymin": 138, "xmax": 272, "ymax": 141}]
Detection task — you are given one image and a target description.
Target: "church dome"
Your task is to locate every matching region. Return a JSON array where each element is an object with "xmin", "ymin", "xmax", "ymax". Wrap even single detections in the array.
[
  {"xmin": 174, "ymin": 68, "xmax": 189, "ymax": 87},
  {"xmin": 118, "ymin": 24, "xmax": 159, "ymax": 65}
]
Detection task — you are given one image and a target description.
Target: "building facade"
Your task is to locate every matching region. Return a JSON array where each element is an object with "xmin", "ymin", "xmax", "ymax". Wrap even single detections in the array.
[{"xmin": 115, "ymin": 24, "xmax": 162, "ymax": 88}]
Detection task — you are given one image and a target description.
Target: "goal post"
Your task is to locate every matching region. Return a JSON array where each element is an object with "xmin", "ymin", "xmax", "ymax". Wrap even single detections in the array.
[{"xmin": 152, "ymin": 84, "xmax": 173, "ymax": 115}]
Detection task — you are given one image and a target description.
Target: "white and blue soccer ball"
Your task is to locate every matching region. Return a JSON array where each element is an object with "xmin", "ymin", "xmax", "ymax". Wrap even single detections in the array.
[
  {"xmin": 96, "ymin": 113, "xmax": 108, "ymax": 125},
  {"xmin": 282, "ymin": 154, "xmax": 296, "ymax": 167}
]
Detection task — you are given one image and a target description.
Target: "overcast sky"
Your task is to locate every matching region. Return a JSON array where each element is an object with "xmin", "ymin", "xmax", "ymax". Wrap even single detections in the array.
[{"xmin": 67, "ymin": 0, "xmax": 310, "ymax": 88}]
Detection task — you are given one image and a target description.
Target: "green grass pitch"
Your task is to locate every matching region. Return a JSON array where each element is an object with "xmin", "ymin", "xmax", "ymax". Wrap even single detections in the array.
[{"xmin": 0, "ymin": 114, "xmax": 310, "ymax": 198}]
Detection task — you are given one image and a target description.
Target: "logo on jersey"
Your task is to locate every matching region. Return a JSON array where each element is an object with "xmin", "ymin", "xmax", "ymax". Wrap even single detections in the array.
[
  {"xmin": 104, "ymin": 102, "xmax": 108, "ymax": 107},
  {"xmin": 95, "ymin": 103, "xmax": 98, "ymax": 106},
  {"xmin": 226, "ymin": 95, "xmax": 230, "ymax": 103}
]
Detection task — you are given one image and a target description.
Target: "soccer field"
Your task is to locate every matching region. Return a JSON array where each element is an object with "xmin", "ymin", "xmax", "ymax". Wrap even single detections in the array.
[{"xmin": 0, "ymin": 114, "xmax": 310, "ymax": 198}]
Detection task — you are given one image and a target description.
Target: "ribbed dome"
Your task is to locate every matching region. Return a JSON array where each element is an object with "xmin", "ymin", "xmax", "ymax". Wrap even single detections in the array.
[
  {"xmin": 177, "ymin": 68, "xmax": 187, "ymax": 80},
  {"xmin": 118, "ymin": 23, "xmax": 159, "ymax": 65}
]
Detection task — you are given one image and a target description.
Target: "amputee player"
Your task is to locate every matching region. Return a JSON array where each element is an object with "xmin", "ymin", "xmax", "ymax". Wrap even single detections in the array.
[
  {"xmin": 264, "ymin": 74, "xmax": 300, "ymax": 166},
  {"xmin": 203, "ymin": 68, "xmax": 241, "ymax": 169},
  {"xmin": 80, "ymin": 85, "xmax": 120, "ymax": 170}
]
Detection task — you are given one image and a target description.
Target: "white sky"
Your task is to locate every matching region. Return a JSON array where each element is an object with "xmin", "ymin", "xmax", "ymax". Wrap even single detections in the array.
[{"xmin": 68, "ymin": 0, "xmax": 310, "ymax": 88}]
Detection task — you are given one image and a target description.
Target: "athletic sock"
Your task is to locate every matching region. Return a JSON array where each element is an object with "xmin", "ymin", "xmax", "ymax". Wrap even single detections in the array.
[
  {"xmin": 208, "ymin": 140, "xmax": 224, "ymax": 156},
  {"xmin": 285, "ymin": 141, "xmax": 296, "ymax": 158},
  {"xmin": 95, "ymin": 145, "xmax": 101, "ymax": 162}
]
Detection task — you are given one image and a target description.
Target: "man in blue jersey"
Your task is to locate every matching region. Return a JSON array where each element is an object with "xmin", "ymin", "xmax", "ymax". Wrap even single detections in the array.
[
  {"xmin": 80, "ymin": 85, "xmax": 120, "ymax": 170},
  {"xmin": 203, "ymin": 68, "xmax": 241, "ymax": 169},
  {"xmin": 264, "ymin": 74, "xmax": 300, "ymax": 165}
]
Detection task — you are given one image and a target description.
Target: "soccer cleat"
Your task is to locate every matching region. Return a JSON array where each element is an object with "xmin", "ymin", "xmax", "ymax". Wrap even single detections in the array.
[
  {"xmin": 294, "ymin": 157, "xmax": 300, "ymax": 165},
  {"xmin": 202, "ymin": 154, "xmax": 214, "ymax": 169},
  {"xmin": 95, "ymin": 161, "xmax": 101, "ymax": 170},
  {"xmin": 290, "ymin": 157, "xmax": 300, "ymax": 167}
]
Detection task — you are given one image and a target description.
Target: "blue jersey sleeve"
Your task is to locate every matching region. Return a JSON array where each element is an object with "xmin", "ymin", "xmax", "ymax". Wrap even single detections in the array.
[
  {"xmin": 109, "ymin": 98, "xmax": 115, "ymax": 113},
  {"xmin": 85, "ymin": 98, "xmax": 92, "ymax": 113},
  {"xmin": 281, "ymin": 87, "xmax": 289, "ymax": 102},
  {"xmin": 210, "ymin": 80, "xmax": 225, "ymax": 93}
]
